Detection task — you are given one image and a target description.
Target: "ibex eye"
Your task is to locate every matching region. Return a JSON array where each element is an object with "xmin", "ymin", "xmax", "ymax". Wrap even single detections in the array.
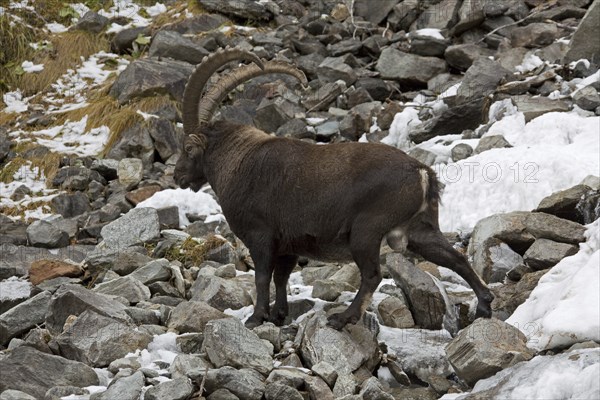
[{"xmin": 185, "ymin": 144, "xmax": 194, "ymax": 154}]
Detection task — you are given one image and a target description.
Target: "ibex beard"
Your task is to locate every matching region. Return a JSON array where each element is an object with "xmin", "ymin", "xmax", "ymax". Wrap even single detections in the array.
[{"xmin": 174, "ymin": 48, "xmax": 494, "ymax": 330}]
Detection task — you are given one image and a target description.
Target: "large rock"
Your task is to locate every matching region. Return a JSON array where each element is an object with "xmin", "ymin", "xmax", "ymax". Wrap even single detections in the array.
[
  {"xmin": 385, "ymin": 253, "xmax": 447, "ymax": 330},
  {"xmin": 472, "ymin": 238, "xmax": 524, "ymax": 283},
  {"xmin": 91, "ymin": 370, "xmax": 144, "ymax": 400},
  {"xmin": 29, "ymin": 259, "xmax": 83, "ymax": 285},
  {"xmin": 376, "ymin": 48, "xmax": 447, "ymax": 89},
  {"xmin": 512, "ymin": 95, "xmax": 570, "ymax": 122},
  {"xmin": 72, "ymin": 10, "xmax": 108, "ymax": 33},
  {"xmin": 523, "ymin": 238, "xmax": 578, "ymax": 270},
  {"xmin": 536, "ymin": 184, "xmax": 593, "ymax": 223},
  {"xmin": 203, "ymin": 367, "xmax": 266, "ymax": 400},
  {"xmin": 0, "ymin": 291, "xmax": 52, "ymax": 345},
  {"xmin": 202, "ymin": 318, "xmax": 274, "ymax": 375},
  {"xmin": 317, "ymin": 56, "xmax": 358, "ymax": 86},
  {"xmin": 564, "ymin": 0, "xmax": 600, "ymax": 63},
  {"xmin": 149, "ymin": 30, "xmax": 209, "ymax": 64},
  {"xmin": 143, "ymin": 377, "xmax": 195, "ymax": 400},
  {"xmin": 491, "ymin": 269, "xmax": 547, "ymax": 321},
  {"xmin": 468, "ymin": 211, "xmax": 586, "ymax": 257},
  {"xmin": 299, "ymin": 312, "xmax": 380, "ymax": 375},
  {"xmin": 190, "ymin": 274, "xmax": 253, "ymax": 311},
  {"xmin": 93, "ymin": 276, "xmax": 151, "ymax": 304},
  {"xmin": 354, "ymin": 0, "xmax": 400, "ymax": 24},
  {"xmin": 416, "ymin": 0, "xmax": 462, "ymax": 30},
  {"xmin": 50, "ymin": 192, "xmax": 91, "ymax": 218},
  {"xmin": 456, "ymin": 58, "xmax": 512, "ymax": 103},
  {"xmin": 45, "ymin": 284, "xmax": 132, "ymax": 334},
  {"xmin": 573, "ymin": 85, "xmax": 600, "ymax": 111},
  {"xmin": 446, "ymin": 318, "xmax": 534, "ymax": 386},
  {"xmin": 0, "ymin": 346, "xmax": 99, "ymax": 398},
  {"xmin": 106, "ymin": 122, "xmax": 154, "ymax": 164},
  {"xmin": 100, "ymin": 207, "xmax": 160, "ymax": 250},
  {"xmin": 511, "ymin": 23, "xmax": 559, "ymax": 48},
  {"xmin": 198, "ymin": 0, "xmax": 273, "ymax": 20},
  {"xmin": 109, "ymin": 58, "xmax": 193, "ymax": 104},
  {"xmin": 167, "ymin": 300, "xmax": 228, "ymax": 333},
  {"xmin": 26, "ymin": 220, "xmax": 69, "ymax": 249},
  {"xmin": 452, "ymin": 0, "xmax": 486, "ymax": 34},
  {"xmin": 444, "ymin": 43, "xmax": 494, "ymax": 71},
  {"xmin": 53, "ymin": 309, "xmax": 152, "ymax": 367},
  {"xmin": 379, "ymin": 327, "xmax": 453, "ymax": 384}
]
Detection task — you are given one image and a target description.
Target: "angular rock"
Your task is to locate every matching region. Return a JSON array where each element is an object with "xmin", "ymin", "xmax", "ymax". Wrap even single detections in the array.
[
  {"xmin": 109, "ymin": 58, "xmax": 193, "ymax": 105},
  {"xmin": 0, "ymin": 346, "xmax": 99, "ymax": 399},
  {"xmin": 444, "ymin": 44, "xmax": 494, "ymax": 71},
  {"xmin": 451, "ymin": 143, "xmax": 474, "ymax": 161},
  {"xmin": 513, "ymin": 95, "xmax": 570, "ymax": 122},
  {"xmin": 198, "ymin": 0, "xmax": 272, "ymax": 20},
  {"xmin": 190, "ymin": 274, "xmax": 253, "ymax": 311},
  {"xmin": 379, "ymin": 327, "xmax": 453, "ymax": 383},
  {"xmin": 354, "ymin": 0, "xmax": 400, "ymax": 24},
  {"xmin": 376, "ymin": 48, "xmax": 447, "ymax": 89},
  {"xmin": 456, "ymin": 58, "xmax": 512, "ymax": 103},
  {"xmin": 29, "ymin": 259, "xmax": 82, "ymax": 285},
  {"xmin": 446, "ymin": 318, "xmax": 534, "ymax": 386},
  {"xmin": 129, "ymin": 258, "xmax": 171, "ymax": 285},
  {"xmin": 149, "ymin": 30, "xmax": 209, "ymax": 64},
  {"xmin": 149, "ymin": 117, "xmax": 183, "ymax": 161},
  {"xmin": 45, "ymin": 284, "xmax": 131, "ymax": 334},
  {"xmin": 91, "ymin": 370, "xmax": 144, "ymax": 400},
  {"xmin": 475, "ymin": 135, "xmax": 512, "ymax": 154},
  {"xmin": 388, "ymin": 0, "xmax": 420, "ymax": 31},
  {"xmin": 264, "ymin": 382, "xmax": 303, "ymax": 400},
  {"xmin": 169, "ymin": 353, "xmax": 213, "ymax": 379},
  {"xmin": 386, "ymin": 253, "xmax": 446, "ymax": 329},
  {"xmin": 100, "ymin": 207, "xmax": 160, "ymax": 249},
  {"xmin": 0, "ymin": 216, "xmax": 27, "ymax": 246},
  {"xmin": 511, "ymin": 23, "xmax": 559, "ymax": 48},
  {"xmin": 0, "ymin": 390, "xmax": 37, "ymax": 400},
  {"xmin": 254, "ymin": 97, "xmax": 299, "ymax": 133},
  {"xmin": 72, "ymin": 10, "xmax": 108, "ymax": 33},
  {"xmin": 0, "ymin": 291, "xmax": 51, "ymax": 345},
  {"xmin": 167, "ymin": 300, "xmax": 227, "ymax": 333},
  {"xmin": 564, "ymin": 0, "xmax": 600, "ymax": 63},
  {"xmin": 53, "ymin": 309, "xmax": 152, "ymax": 367},
  {"xmin": 307, "ymin": 375, "xmax": 336, "ymax": 400},
  {"xmin": 537, "ymin": 184, "xmax": 593, "ymax": 223},
  {"xmin": 523, "ymin": 238, "xmax": 578, "ymax": 270},
  {"xmin": 311, "ymin": 279, "xmax": 355, "ymax": 301},
  {"xmin": 118, "ymin": 158, "xmax": 143, "ymax": 189},
  {"xmin": 26, "ymin": 220, "xmax": 69, "ymax": 249},
  {"xmin": 453, "ymin": 0, "xmax": 486, "ymax": 35},
  {"xmin": 416, "ymin": 0, "xmax": 461, "ymax": 30},
  {"xmin": 360, "ymin": 376, "xmax": 395, "ymax": 400},
  {"xmin": 472, "ymin": 238, "xmax": 524, "ymax": 283},
  {"xmin": 573, "ymin": 86, "xmax": 600, "ymax": 111},
  {"xmin": 409, "ymin": 35, "xmax": 450, "ymax": 57},
  {"xmin": 106, "ymin": 122, "xmax": 154, "ymax": 164},
  {"xmin": 93, "ymin": 276, "xmax": 151, "ymax": 304},
  {"xmin": 300, "ymin": 312, "xmax": 380, "ymax": 375},
  {"xmin": 144, "ymin": 377, "xmax": 195, "ymax": 400},
  {"xmin": 317, "ymin": 56, "xmax": 358, "ymax": 86},
  {"xmin": 377, "ymin": 295, "xmax": 415, "ymax": 329},
  {"xmin": 302, "ymin": 80, "xmax": 345, "ymax": 111},
  {"xmin": 311, "ymin": 361, "xmax": 338, "ymax": 388},
  {"xmin": 408, "ymin": 147, "xmax": 437, "ymax": 166},
  {"xmin": 203, "ymin": 367, "xmax": 265, "ymax": 400},
  {"xmin": 202, "ymin": 318, "xmax": 273, "ymax": 375}
]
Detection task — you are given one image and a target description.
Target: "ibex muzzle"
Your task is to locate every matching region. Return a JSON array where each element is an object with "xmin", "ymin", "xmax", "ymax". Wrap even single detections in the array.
[{"xmin": 174, "ymin": 48, "xmax": 493, "ymax": 330}]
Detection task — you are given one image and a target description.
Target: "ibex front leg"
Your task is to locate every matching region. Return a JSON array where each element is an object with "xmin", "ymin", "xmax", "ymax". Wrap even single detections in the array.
[{"xmin": 245, "ymin": 244, "xmax": 276, "ymax": 329}]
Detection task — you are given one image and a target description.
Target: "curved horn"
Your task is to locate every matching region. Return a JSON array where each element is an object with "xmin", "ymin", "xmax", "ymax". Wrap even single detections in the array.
[
  {"xmin": 197, "ymin": 60, "xmax": 308, "ymax": 125},
  {"xmin": 183, "ymin": 47, "xmax": 264, "ymax": 136}
]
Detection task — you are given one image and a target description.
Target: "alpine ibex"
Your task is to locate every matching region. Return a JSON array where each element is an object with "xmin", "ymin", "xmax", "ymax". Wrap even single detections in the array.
[{"xmin": 174, "ymin": 48, "xmax": 493, "ymax": 330}]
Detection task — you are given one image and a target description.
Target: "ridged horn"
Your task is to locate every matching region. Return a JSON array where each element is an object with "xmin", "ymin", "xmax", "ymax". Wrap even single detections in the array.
[
  {"xmin": 197, "ymin": 60, "xmax": 308, "ymax": 125},
  {"xmin": 183, "ymin": 47, "xmax": 264, "ymax": 136}
]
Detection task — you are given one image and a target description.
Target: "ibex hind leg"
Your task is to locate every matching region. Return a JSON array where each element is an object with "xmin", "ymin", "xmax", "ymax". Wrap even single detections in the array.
[
  {"xmin": 268, "ymin": 255, "xmax": 298, "ymax": 326},
  {"xmin": 245, "ymin": 245, "xmax": 276, "ymax": 329},
  {"xmin": 408, "ymin": 227, "xmax": 494, "ymax": 319},
  {"xmin": 327, "ymin": 234, "xmax": 382, "ymax": 330}
]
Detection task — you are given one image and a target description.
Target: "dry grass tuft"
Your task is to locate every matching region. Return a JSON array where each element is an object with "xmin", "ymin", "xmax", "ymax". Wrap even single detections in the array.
[
  {"xmin": 20, "ymin": 31, "xmax": 109, "ymax": 96},
  {"xmin": 0, "ymin": 14, "xmax": 39, "ymax": 95},
  {"xmin": 0, "ymin": 157, "xmax": 28, "ymax": 183},
  {"xmin": 151, "ymin": 0, "xmax": 206, "ymax": 29},
  {"xmin": 166, "ymin": 235, "xmax": 227, "ymax": 266}
]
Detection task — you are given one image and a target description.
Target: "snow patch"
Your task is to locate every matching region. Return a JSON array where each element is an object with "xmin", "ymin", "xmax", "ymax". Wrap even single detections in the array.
[
  {"xmin": 381, "ymin": 107, "xmax": 422, "ymax": 150},
  {"xmin": 21, "ymin": 60, "xmax": 44, "ymax": 73},
  {"xmin": 0, "ymin": 277, "xmax": 31, "ymax": 301}
]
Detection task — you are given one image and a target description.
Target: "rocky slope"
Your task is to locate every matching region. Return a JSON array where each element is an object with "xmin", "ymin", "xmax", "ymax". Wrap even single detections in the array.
[{"xmin": 0, "ymin": 0, "xmax": 599, "ymax": 399}]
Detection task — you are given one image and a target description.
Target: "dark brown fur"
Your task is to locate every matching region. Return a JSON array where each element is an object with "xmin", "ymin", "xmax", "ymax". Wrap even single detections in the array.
[{"xmin": 174, "ymin": 121, "xmax": 493, "ymax": 329}]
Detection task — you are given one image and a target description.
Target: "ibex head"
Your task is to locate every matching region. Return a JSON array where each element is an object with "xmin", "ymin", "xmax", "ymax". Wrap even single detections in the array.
[{"xmin": 174, "ymin": 47, "xmax": 307, "ymax": 192}]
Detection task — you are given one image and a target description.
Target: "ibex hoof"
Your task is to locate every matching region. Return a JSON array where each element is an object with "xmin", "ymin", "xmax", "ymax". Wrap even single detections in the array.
[
  {"xmin": 245, "ymin": 314, "xmax": 266, "ymax": 329},
  {"xmin": 326, "ymin": 312, "xmax": 358, "ymax": 331}
]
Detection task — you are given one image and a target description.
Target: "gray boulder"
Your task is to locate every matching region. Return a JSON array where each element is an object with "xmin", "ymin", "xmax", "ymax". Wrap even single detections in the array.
[
  {"xmin": 474, "ymin": 135, "xmax": 512, "ymax": 154},
  {"xmin": 0, "ymin": 346, "xmax": 98, "ymax": 399},
  {"xmin": 26, "ymin": 220, "xmax": 69, "ymax": 249},
  {"xmin": 385, "ymin": 253, "xmax": 446, "ymax": 330},
  {"xmin": 377, "ymin": 294, "xmax": 415, "ymax": 329},
  {"xmin": 203, "ymin": 367, "xmax": 266, "ymax": 400},
  {"xmin": 202, "ymin": 318, "xmax": 274, "ymax": 375},
  {"xmin": 149, "ymin": 30, "xmax": 209, "ymax": 64},
  {"xmin": 446, "ymin": 318, "xmax": 534, "ymax": 386},
  {"xmin": 109, "ymin": 58, "xmax": 193, "ymax": 104},
  {"xmin": 472, "ymin": 238, "xmax": 524, "ymax": 283},
  {"xmin": 129, "ymin": 258, "xmax": 171, "ymax": 285},
  {"xmin": 45, "ymin": 284, "xmax": 131, "ymax": 334},
  {"xmin": 169, "ymin": 354, "xmax": 213, "ymax": 379},
  {"xmin": 91, "ymin": 370, "xmax": 144, "ymax": 400},
  {"xmin": 167, "ymin": 300, "xmax": 228, "ymax": 333},
  {"xmin": 144, "ymin": 377, "xmax": 195, "ymax": 400},
  {"xmin": 53, "ymin": 309, "xmax": 152, "ymax": 367},
  {"xmin": 0, "ymin": 291, "xmax": 52, "ymax": 345},
  {"xmin": 106, "ymin": 122, "xmax": 154, "ymax": 164},
  {"xmin": 416, "ymin": 0, "xmax": 461, "ymax": 30},
  {"xmin": 564, "ymin": 0, "xmax": 600, "ymax": 63},
  {"xmin": 299, "ymin": 311, "xmax": 380, "ymax": 375},
  {"xmin": 72, "ymin": 10, "xmax": 108, "ymax": 33},
  {"xmin": 451, "ymin": 143, "xmax": 474, "ymax": 161},
  {"xmin": 452, "ymin": 0, "xmax": 486, "ymax": 35},
  {"xmin": 573, "ymin": 86, "xmax": 600, "ymax": 111},
  {"xmin": 198, "ymin": 0, "xmax": 273, "ymax": 20},
  {"xmin": 264, "ymin": 382, "xmax": 304, "ymax": 400},
  {"xmin": 456, "ymin": 58, "xmax": 512, "ymax": 103},
  {"xmin": 317, "ymin": 56, "xmax": 358, "ymax": 86},
  {"xmin": 492, "ymin": 269, "xmax": 547, "ymax": 321},
  {"xmin": 376, "ymin": 48, "xmax": 447, "ymax": 89},
  {"xmin": 354, "ymin": 0, "xmax": 400, "ymax": 25},
  {"xmin": 190, "ymin": 274, "xmax": 253, "ymax": 311},
  {"xmin": 311, "ymin": 279, "xmax": 355, "ymax": 301},
  {"xmin": 444, "ymin": 43, "xmax": 495, "ymax": 71},
  {"xmin": 512, "ymin": 95, "xmax": 570, "ymax": 122},
  {"xmin": 523, "ymin": 238, "xmax": 578, "ymax": 270},
  {"xmin": 93, "ymin": 276, "xmax": 151, "ymax": 304},
  {"xmin": 0, "ymin": 390, "xmax": 37, "ymax": 400},
  {"xmin": 117, "ymin": 158, "xmax": 143, "ymax": 189},
  {"xmin": 511, "ymin": 23, "xmax": 559, "ymax": 48},
  {"xmin": 100, "ymin": 207, "xmax": 160, "ymax": 250}
]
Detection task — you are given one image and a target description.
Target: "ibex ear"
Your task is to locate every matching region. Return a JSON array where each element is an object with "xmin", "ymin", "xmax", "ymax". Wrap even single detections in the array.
[{"xmin": 184, "ymin": 134, "xmax": 208, "ymax": 157}]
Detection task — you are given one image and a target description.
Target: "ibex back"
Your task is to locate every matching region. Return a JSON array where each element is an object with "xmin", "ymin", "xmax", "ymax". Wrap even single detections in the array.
[{"xmin": 174, "ymin": 48, "xmax": 493, "ymax": 330}]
